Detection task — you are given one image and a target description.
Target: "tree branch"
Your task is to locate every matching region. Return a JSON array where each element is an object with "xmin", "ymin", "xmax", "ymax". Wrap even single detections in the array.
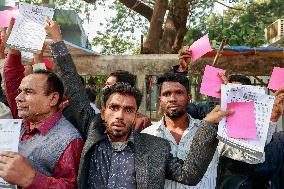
[
  {"xmin": 118, "ymin": 0, "xmax": 153, "ymax": 22},
  {"xmin": 215, "ymin": 0, "xmax": 244, "ymax": 11}
]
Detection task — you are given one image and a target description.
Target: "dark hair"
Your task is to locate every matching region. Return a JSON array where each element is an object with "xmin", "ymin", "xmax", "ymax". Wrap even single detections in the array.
[
  {"xmin": 109, "ymin": 70, "xmax": 136, "ymax": 87},
  {"xmin": 157, "ymin": 72, "xmax": 189, "ymax": 94},
  {"xmin": 33, "ymin": 69, "xmax": 64, "ymax": 106},
  {"xmin": 103, "ymin": 82, "xmax": 142, "ymax": 108},
  {"xmin": 85, "ymin": 87, "xmax": 97, "ymax": 102},
  {"xmin": 228, "ymin": 75, "xmax": 251, "ymax": 85}
]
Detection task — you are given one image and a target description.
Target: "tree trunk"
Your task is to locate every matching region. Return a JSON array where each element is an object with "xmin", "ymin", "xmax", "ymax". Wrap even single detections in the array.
[
  {"xmin": 159, "ymin": 0, "xmax": 190, "ymax": 53},
  {"xmin": 142, "ymin": 0, "xmax": 168, "ymax": 54},
  {"xmin": 159, "ymin": 13, "xmax": 177, "ymax": 53},
  {"xmin": 83, "ymin": 0, "xmax": 194, "ymax": 54}
]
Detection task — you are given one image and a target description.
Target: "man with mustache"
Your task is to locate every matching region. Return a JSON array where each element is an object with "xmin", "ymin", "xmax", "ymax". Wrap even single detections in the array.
[
  {"xmin": 45, "ymin": 18, "xmax": 234, "ymax": 189},
  {"xmin": 0, "ymin": 19, "xmax": 83, "ymax": 188},
  {"xmin": 102, "ymin": 70, "xmax": 151, "ymax": 132},
  {"xmin": 142, "ymin": 72, "xmax": 219, "ymax": 189}
]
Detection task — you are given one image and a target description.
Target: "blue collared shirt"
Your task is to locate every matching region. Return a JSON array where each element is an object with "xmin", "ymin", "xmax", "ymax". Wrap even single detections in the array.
[{"xmin": 87, "ymin": 132, "xmax": 136, "ymax": 189}]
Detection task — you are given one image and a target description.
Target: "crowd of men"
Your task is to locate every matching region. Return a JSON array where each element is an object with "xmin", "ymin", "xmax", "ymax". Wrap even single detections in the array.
[{"xmin": 0, "ymin": 17, "xmax": 283, "ymax": 189}]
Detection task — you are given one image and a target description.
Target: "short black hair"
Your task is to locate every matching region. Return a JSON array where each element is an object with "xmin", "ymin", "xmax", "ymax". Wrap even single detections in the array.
[
  {"xmin": 33, "ymin": 69, "xmax": 64, "ymax": 106},
  {"xmin": 157, "ymin": 72, "xmax": 189, "ymax": 94},
  {"xmin": 109, "ymin": 70, "xmax": 136, "ymax": 87},
  {"xmin": 85, "ymin": 87, "xmax": 97, "ymax": 102},
  {"xmin": 103, "ymin": 82, "xmax": 142, "ymax": 108},
  {"xmin": 228, "ymin": 75, "xmax": 251, "ymax": 85}
]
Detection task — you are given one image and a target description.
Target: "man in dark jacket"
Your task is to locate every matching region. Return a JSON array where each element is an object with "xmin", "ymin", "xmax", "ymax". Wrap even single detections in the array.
[{"xmin": 45, "ymin": 19, "xmax": 234, "ymax": 189}]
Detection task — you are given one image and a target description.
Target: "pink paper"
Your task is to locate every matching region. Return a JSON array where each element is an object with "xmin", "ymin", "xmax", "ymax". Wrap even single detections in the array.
[
  {"xmin": 200, "ymin": 65, "xmax": 225, "ymax": 98},
  {"xmin": 226, "ymin": 102, "xmax": 257, "ymax": 139},
  {"xmin": 268, "ymin": 67, "xmax": 284, "ymax": 90},
  {"xmin": 0, "ymin": 7, "xmax": 19, "ymax": 28},
  {"xmin": 189, "ymin": 34, "xmax": 212, "ymax": 62}
]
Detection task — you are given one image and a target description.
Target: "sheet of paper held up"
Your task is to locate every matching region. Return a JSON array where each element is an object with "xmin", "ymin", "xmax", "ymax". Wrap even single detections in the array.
[
  {"xmin": 0, "ymin": 119, "xmax": 22, "ymax": 189},
  {"xmin": 6, "ymin": 3, "xmax": 54, "ymax": 53},
  {"xmin": 0, "ymin": 7, "xmax": 19, "ymax": 28},
  {"xmin": 268, "ymin": 67, "xmax": 284, "ymax": 90},
  {"xmin": 189, "ymin": 34, "xmax": 212, "ymax": 62},
  {"xmin": 217, "ymin": 84, "xmax": 275, "ymax": 159},
  {"xmin": 226, "ymin": 102, "xmax": 257, "ymax": 139},
  {"xmin": 200, "ymin": 65, "xmax": 225, "ymax": 98}
]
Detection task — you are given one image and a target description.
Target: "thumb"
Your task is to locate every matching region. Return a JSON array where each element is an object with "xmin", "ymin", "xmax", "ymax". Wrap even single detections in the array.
[
  {"xmin": 222, "ymin": 109, "xmax": 234, "ymax": 117},
  {"xmin": 211, "ymin": 105, "xmax": 221, "ymax": 113}
]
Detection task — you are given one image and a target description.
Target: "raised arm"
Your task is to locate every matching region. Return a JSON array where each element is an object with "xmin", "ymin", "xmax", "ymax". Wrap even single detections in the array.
[
  {"xmin": 166, "ymin": 106, "xmax": 233, "ymax": 185},
  {"xmin": 1, "ymin": 19, "xmax": 25, "ymax": 118},
  {"xmin": 45, "ymin": 19, "xmax": 97, "ymax": 137}
]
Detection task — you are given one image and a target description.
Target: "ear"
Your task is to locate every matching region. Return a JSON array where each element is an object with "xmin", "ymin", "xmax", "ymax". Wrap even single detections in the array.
[
  {"xmin": 49, "ymin": 92, "xmax": 60, "ymax": 107},
  {"xmin": 100, "ymin": 107, "xmax": 105, "ymax": 121},
  {"xmin": 188, "ymin": 94, "xmax": 192, "ymax": 102}
]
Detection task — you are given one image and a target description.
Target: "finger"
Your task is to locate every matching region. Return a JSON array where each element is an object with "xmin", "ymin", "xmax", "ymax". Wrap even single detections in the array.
[
  {"xmin": 211, "ymin": 105, "xmax": 221, "ymax": 113},
  {"xmin": 0, "ymin": 28, "xmax": 6, "ymax": 39},
  {"xmin": 274, "ymin": 87, "xmax": 284, "ymax": 96},
  {"xmin": 216, "ymin": 88, "xmax": 221, "ymax": 93},
  {"xmin": 45, "ymin": 16, "xmax": 51, "ymax": 24},
  {"xmin": 218, "ymin": 71, "xmax": 228, "ymax": 84},
  {"xmin": 0, "ymin": 151, "xmax": 17, "ymax": 158},
  {"xmin": 274, "ymin": 93, "xmax": 284, "ymax": 103},
  {"xmin": 5, "ymin": 17, "xmax": 15, "ymax": 39},
  {"xmin": 180, "ymin": 55, "xmax": 191, "ymax": 59},
  {"xmin": 219, "ymin": 109, "xmax": 234, "ymax": 117},
  {"xmin": 0, "ymin": 155, "xmax": 11, "ymax": 164},
  {"xmin": 186, "ymin": 49, "xmax": 192, "ymax": 54}
]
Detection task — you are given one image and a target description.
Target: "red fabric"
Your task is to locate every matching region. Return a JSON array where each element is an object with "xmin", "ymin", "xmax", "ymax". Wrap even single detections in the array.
[
  {"xmin": 3, "ymin": 53, "xmax": 24, "ymax": 118},
  {"xmin": 4, "ymin": 53, "xmax": 84, "ymax": 189},
  {"xmin": 26, "ymin": 139, "xmax": 84, "ymax": 189},
  {"xmin": 32, "ymin": 57, "xmax": 54, "ymax": 70},
  {"xmin": 21, "ymin": 111, "xmax": 62, "ymax": 141}
]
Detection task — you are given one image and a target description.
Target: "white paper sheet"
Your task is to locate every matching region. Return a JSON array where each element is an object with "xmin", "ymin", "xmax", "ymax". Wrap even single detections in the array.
[
  {"xmin": 6, "ymin": 3, "xmax": 54, "ymax": 53},
  {"xmin": 217, "ymin": 84, "xmax": 275, "ymax": 158},
  {"xmin": 21, "ymin": 51, "xmax": 34, "ymax": 62},
  {"xmin": 0, "ymin": 119, "xmax": 22, "ymax": 189}
]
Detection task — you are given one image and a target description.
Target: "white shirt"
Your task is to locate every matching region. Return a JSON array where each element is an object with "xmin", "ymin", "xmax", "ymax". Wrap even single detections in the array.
[
  {"xmin": 142, "ymin": 115, "xmax": 219, "ymax": 189},
  {"xmin": 90, "ymin": 102, "xmax": 100, "ymax": 114}
]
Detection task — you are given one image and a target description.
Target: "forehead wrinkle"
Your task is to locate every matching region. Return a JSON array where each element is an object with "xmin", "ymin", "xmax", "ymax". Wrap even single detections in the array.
[
  {"xmin": 161, "ymin": 82, "xmax": 187, "ymax": 92},
  {"xmin": 107, "ymin": 93, "xmax": 137, "ymax": 109},
  {"xmin": 108, "ymin": 102, "xmax": 136, "ymax": 110},
  {"xmin": 20, "ymin": 75, "xmax": 48, "ymax": 94}
]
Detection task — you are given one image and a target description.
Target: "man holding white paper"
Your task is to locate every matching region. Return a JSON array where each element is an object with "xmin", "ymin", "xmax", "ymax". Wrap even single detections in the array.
[
  {"xmin": 142, "ymin": 72, "xmax": 233, "ymax": 189},
  {"xmin": 0, "ymin": 19, "xmax": 83, "ymax": 189}
]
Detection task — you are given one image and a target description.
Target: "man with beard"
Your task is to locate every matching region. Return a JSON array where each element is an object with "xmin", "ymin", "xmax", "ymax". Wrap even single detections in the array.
[
  {"xmin": 142, "ymin": 72, "xmax": 219, "ymax": 189},
  {"xmin": 44, "ymin": 18, "xmax": 234, "ymax": 189}
]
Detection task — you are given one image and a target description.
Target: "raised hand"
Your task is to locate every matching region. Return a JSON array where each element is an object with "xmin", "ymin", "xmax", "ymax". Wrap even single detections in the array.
[
  {"xmin": 1, "ymin": 17, "xmax": 19, "ymax": 55},
  {"xmin": 44, "ymin": 17, "xmax": 62, "ymax": 43},
  {"xmin": 0, "ymin": 27, "xmax": 6, "ymax": 58},
  {"xmin": 203, "ymin": 105, "xmax": 234, "ymax": 124},
  {"xmin": 178, "ymin": 45, "xmax": 192, "ymax": 72},
  {"xmin": 216, "ymin": 71, "xmax": 228, "ymax": 93},
  {"xmin": 270, "ymin": 87, "xmax": 284, "ymax": 122}
]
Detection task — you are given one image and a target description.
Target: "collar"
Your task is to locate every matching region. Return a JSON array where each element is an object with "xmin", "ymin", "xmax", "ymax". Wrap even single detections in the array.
[
  {"xmin": 106, "ymin": 130, "xmax": 135, "ymax": 144},
  {"xmin": 23, "ymin": 111, "xmax": 62, "ymax": 136}
]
